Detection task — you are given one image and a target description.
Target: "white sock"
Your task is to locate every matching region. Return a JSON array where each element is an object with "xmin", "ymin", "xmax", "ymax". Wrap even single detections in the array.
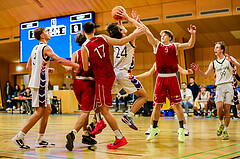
[
  {"xmin": 72, "ymin": 129, "xmax": 77, "ymax": 135},
  {"xmin": 127, "ymin": 112, "xmax": 134, "ymax": 118},
  {"xmin": 113, "ymin": 129, "xmax": 123, "ymax": 139},
  {"xmin": 224, "ymin": 126, "xmax": 227, "ymax": 132},
  {"xmin": 96, "ymin": 113, "xmax": 101, "ymax": 122},
  {"xmin": 17, "ymin": 131, "xmax": 25, "ymax": 139},
  {"xmin": 220, "ymin": 120, "xmax": 224, "ymax": 125},
  {"xmin": 183, "ymin": 124, "xmax": 187, "ymax": 129},
  {"xmin": 83, "ymin": 130, "xmax": 89, "ymax": 136},
  {"xmin": 37, "ymin": 133, "xmax": 44, "ymax": 141},
  {"xmin": 150, "ymin": 125, "xmax": 153, "ymax": 128}
]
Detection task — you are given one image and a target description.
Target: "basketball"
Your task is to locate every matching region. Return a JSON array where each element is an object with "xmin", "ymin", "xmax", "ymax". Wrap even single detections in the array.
[{"xmin": 112, "ymin": 6, "xmax": 126, "ymax": 20}]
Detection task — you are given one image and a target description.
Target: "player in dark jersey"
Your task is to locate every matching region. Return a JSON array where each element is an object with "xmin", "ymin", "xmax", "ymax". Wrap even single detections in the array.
[
  {"xmin": 140, "ymin": 21, "xmax": 196, "ymax": 142},
  {"xmin": 81, "ymin": 22, "xmax": 144, "ymax": 149}
]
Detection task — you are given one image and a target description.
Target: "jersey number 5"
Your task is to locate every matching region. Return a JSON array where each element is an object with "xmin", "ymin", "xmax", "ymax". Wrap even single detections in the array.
[{"xmin": 94, "ymin": 44, "xmax": 105, "ymax": 59}]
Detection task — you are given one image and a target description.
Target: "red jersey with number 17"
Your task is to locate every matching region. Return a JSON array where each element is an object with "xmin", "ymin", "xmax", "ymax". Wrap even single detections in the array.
[
  {"xmin": 154, "ymin": 42, "xmax": 178, "ymax": 73},
  {"xmin": 82, "ymin": 35, "xmax": 115, "ymax": 84}
]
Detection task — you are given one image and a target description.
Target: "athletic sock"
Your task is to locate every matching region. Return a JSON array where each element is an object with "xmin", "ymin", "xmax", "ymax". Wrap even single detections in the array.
[
  {"xmin": 224, "ymin": 126, "xmax": 227, "ymax": 132},
  {"xmin": 183, "ymin": 124, "xmax": 187, "ymax": 129},
  {"xmin": 72, "ymin": 129, "xmax": 77, "ymax": 135},
  {"xmin": 179, "ymin": 120, "xmax": 184, "ymax": 128},
  {"xmin": 114, "ymin": 129, "xmax": 123, "ymax": 139},
  {"xmin": 153, "ymin": 120, "xmax": 158, "ymax": 128},
  {"xmin": 17, "ymin": 131, "xmax": 25, "ymax": 139},
  {"xmin": 37, "ymin": 133, "xmax": 44, "ymax": 141},
  {"xmin": 150, "ymin": 125, "xmax": 153, "ymax": 128},
  {"xmin": 220, "ymin": 120, "xmax": 224, "ymax": 126},
  {"xmin": 83, "ymin": 130, "xmax": 89, "ymax": 136},
  {"xmin": 127, "ymin": 112, "xmax": 134, "ymax": 118},
  {"xmin": 96, "ymin": 113, "xmax": 102, "ymax": 122}
]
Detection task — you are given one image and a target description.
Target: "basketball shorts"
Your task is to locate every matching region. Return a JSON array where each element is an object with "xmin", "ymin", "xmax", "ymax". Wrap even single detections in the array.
[
  {"xmin": 154, "ymin": 73, "xmax": 182, "ymax": 104},
  {"xmin": 215, "ymin": 83, "xmax": 234, "ymax": 105},
  {"xmin": 73, "ymin": 78, "xmax": 96, "ymax": 112},
  {"xmin": 31, "ymin": 87, "xmax": 50, "ymax": 108},
  {"xmin": 95, "ymin": 76, "xmax": 115, "ymax": 107},
  {"xmin": 112, "ymin": 69, "xmax": 142, "ymax": 94},
  {"xmin": 199, "ymin": 102, "xmax": 206, "ymax": 109}
]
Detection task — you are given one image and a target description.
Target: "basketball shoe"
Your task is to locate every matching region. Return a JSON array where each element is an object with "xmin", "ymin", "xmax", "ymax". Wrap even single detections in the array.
[
  {"xmin": 122, "ymin": 114, "xmax": 138, "ymax": 130},
  {"xmin": 66, "ymin": 131, "xmax": 75, "ymax": 151},
  {"xmin": 82, "ymin": 135, "xmax": 97, "ymax": 145},
  {"xmin": 145, "ymin": 127, "xmax": 152, "ymax": 135},
  {"xmin": 178, "ymin": 128, "xmax": 185, "ymax": 142},
  {"xmin": 12, "ymin": 136, "xmax": 30, "ymax": 149},
  {"xmin": 222, "ymin": 131, "xmax": 229, "ymax": 140},
  {"xmin": 35, "ymin": 140, "xmax": 55, "ymax": 148},
  {"xmin": 217, "ymin": 125, "xmax": 224, "ymax": 136},
  {"xmin": 146, "ymin": 128, "xmax": 160, "ymax": 141},
  {"xmin": 91, "ymin": 119, "xmax": 107, "ymax": 136},
  {"xmin": 107, "ymin": 136, "xmax": 128, "ymax": 149}
]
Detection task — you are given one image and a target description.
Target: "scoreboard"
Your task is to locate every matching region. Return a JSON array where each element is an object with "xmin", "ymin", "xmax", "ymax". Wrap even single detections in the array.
[{"xmin": 20, "ymin": 12, "xmax": 95, "ymax": 63}]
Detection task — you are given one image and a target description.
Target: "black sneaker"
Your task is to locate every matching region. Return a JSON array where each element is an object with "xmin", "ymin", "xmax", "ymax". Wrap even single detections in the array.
[
  {"xmin": 12, "ymin": 136, "xmax": 30, "ymax": 149},
  {"xmin": 121, "ymin": 114, "xmax": 138, "ymax": 130},
  {"xmin": 66, "ymin": 131, "xmax": 75, "ymax": 151},
  {"xmin": 82, "ymin": 135, "xmax": 97, "ymax": 145}
]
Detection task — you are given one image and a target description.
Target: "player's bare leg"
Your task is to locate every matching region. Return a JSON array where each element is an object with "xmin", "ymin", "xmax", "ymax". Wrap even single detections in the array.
[
  {"xmin": 122, "ymin": 88, "xmax": 148, "ymax": 130},
  {"xmin": 100, "ymin": 105, "xmax": 128, "ymax": 149}
]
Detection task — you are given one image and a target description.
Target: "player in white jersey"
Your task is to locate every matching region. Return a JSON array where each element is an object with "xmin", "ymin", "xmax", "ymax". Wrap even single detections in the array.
[
  {"xmin": 106, "ymin": 11, "xmax": 148, "ymax": 130},
  {"xmin": 191, "ymin": 42, "xmax": 240, "ymax": 140},
  {"xmin": 12, "ymin": 27, "xmax": 80, "ymax": 149}
]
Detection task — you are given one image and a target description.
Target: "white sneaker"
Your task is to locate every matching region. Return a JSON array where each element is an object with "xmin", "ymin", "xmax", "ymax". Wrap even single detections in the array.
[
  {"xmin": 184, "ymin": 113, "xmax": 188, "ymax": 117},
  {"xmin": 13, "ymin": 106, "xmax": 17, "ymax": 110},
  {"xmin": 12, "ymin": 136, "xmax": 30, "ymax": 149},
  {"xmin": 145, "ymin": 127, "xmax": 152, "ymax": 135},
  {"xmin": 184, "ymin": 128, "xmax": 189, "ymax": 136},
  {"xmin": 35, "ymin": 140, "xmax": 55, "ymax": 148},
  {"xmin": 6, "ymin": 108, "xmax": 11, "ymax": 111}
]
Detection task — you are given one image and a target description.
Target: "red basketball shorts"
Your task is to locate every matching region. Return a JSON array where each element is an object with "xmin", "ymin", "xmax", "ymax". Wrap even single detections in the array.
[
  {"xmin": 95, "ymin": 76, "xmax": 115, "ymax": 107},
  {"xmin": 73, "ymin": 79, "xmax": 96, "ymax": 112},
  {"xmin": 154, "ymin": 74, "xmax": 182, "ymax": 104}
]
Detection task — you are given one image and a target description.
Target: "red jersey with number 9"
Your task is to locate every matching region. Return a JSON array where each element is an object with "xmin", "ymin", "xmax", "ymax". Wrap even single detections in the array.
[
  {"xmin": 83, "ymin": 35, "xmax": 115, "ymax": 84},
  {"xmin": 154, "ymin": 42, "xmax": 178, "ymax": 73}
]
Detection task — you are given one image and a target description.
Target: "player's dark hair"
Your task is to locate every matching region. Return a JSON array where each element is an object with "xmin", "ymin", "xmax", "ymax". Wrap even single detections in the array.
[
  {"xmin": 83, "ymin": 22, "xmax": 96, "ymax": 34},
  {"xmin": 182, "ymin": 82, "xmax": 187, "ymax": 85},
  {"xmin": 215, "ymin": 42, "xmax": 225, "ymax": 54},
  {"xmin": 105, "ymin": 22, "xmax": 122, "ymax": 39},
  {"xmin": 75, "ymin": 33, "xmax": 86, "ymax": 46},
  {"xmin": 190, "ymin": 77, "xmax": 195, "ymax": 80},
  {"xmin": 34, "ymin": 27, "xmax": 46, "ymax": 40},
  {"xmin": 160, "ymin": 30, "xmax": 173, "ymax": 41}
]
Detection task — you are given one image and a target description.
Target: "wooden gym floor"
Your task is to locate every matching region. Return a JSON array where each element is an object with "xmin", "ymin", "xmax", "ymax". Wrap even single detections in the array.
[{"xmin": 0, "ymin": 113, "xmax": 239, "ymax": 159}]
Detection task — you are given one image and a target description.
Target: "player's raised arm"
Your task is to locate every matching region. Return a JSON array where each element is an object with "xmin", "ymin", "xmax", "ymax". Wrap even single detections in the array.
[
  {"xmin": 176, "ymin": 24, "xmax": 196, "ymax": 50},
  {"xmin": 44, "ymin": 45, "xmax": 80, "ymax": 72},
  {"xmin": 26, "ymin": 55, "xmax": 32, "ymax": 70},
  {"xmin": 135, "ymin": 62, "xmax": 156, "ymax": 79},
  {"xmin": 102, "ymin": 26, "xmax": 144, "ymax": 46},
  {"xmin": 63, "ymin": 51, "xmax": 78, "ymax": 73},
  {"xmin": 191, "ymin": 62, "xmax": 213, "ymax": 79},
  {"xmin": 139, "ymin": 21, "xmax": 159, "ymax": 50}
]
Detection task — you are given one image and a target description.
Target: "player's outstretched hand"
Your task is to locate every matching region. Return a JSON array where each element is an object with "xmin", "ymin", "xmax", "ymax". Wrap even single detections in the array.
[
  {"xmin": 74, "ymin": 64, "xmax": 81, "ymax": 73},
  {"xmin": 190, "ymin": 63, "xmax": 199, "ymax": 71},
  {"xmin": 133, "ymin": 26, "xmax": 145, "ymax": 37},
  {"xmin": 116, "ymin": 9, "xmax": 129, "ymax": 20},
  {"xmin": 131, "ymin": 11, "xmax": 140, "ymax": 21},
  {"xmin": 48, "ymin": 68, "xmax": 55, "ymax": 74},
  {"xmin": 225, "ymin": 54, "xmax": 233, "ymax": 63},
  {"xmin": 187, "ymin": 24, "xmax": 196, "ymax": 34},
  {"xmin": 187, "ymin": 69, "xmax": 193, "ymax": 74}
]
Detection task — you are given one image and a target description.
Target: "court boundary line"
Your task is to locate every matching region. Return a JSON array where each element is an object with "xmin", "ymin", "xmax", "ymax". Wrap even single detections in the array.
[
  {"xmin": 174, "ymin": 143, "xmax": 240, "ymax": 159},
  {"xmin": 213, "ymin": 151, "xmax": 240, "ymax": 159}
]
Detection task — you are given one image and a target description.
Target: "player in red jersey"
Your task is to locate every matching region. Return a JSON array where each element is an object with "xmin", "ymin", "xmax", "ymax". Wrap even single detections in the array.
[
  {"xmin": 65, "ymin": 33, "xmax": 107, "ymax": 151},
  {"xmin": 81, "ymin": 22, "xmax": 144, "ymax": 149},
  {"xmin": 140, "ymin": 21, "xmax": 196, "ymax": 142}
]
